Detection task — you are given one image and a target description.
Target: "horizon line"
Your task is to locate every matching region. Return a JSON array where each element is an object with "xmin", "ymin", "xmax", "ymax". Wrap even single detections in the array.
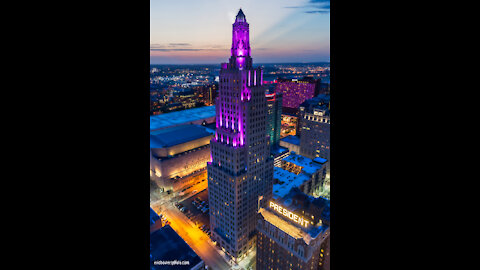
[{"xmin": 150, "ymin": 61, "xmax": 330, "ymax": 65}]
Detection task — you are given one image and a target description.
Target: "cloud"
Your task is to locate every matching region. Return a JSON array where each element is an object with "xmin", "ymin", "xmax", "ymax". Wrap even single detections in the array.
[
  {"xmin": 168, "ymin": 43, "xmax": 191, "ymax": 47},
  {"xmin": 284, "ymin": 0, "xmax": 330, "ymax": 14},
  {"xmin": 150, "ymin": 44, "xmax": 166, "ymax": 48},
  {"xmin": 304, "ymin": 10, "xmax": 329, "ymax": 14},
  {"xmin": 150, "ymin": 43, "xmax": 229, "ymax": 52},
  {"xmin": 150, "ymin": 48, "xmax": 202, "ymax": 51}
]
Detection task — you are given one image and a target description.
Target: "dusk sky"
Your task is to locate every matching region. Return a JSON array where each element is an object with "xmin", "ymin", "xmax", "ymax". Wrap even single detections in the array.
[{"xmin": 150, "ymin": 0, "xmax": 330, "ymax": 64}]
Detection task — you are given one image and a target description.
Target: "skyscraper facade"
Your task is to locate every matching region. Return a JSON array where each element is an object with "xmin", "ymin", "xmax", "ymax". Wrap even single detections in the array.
[
  {"xmin": 207, "ymin": 9, "xmax": 274, "ymax": 262},
  {"xmin": 275, "ymin": 77, "xmax": 321, "ymax": 112},
  {"xmin": 299, "ymin": 94, "xmax": 330, "ymax": 161},
  {"xmin": 256, "ymin": 189, "xmax": 330, "ymax": 270},
  {"xmin": 266, "ymin": 92, "xmax": 282, "ymax": 147}
]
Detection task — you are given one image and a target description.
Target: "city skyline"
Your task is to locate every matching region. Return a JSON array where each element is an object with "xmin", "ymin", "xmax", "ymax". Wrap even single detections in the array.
[
  {"xmin": 150, "ymin": 7, "xmax": 330, "ymax": 270},
  {"xmin": 151, "ymin": 0, "xmax": 330, "ymax": 64}
]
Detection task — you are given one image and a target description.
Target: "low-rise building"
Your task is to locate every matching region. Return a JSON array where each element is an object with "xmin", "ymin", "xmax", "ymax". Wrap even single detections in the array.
[
  {"xmin": 271, "ymin": 145, "xmax": 290, "ymax": 167},
  {"xmin": 150, "ymin": 124, "xmax": 214, "ymax": 192},
  {"xmin": 274, "ymin": 154, "xmax": 328, "ymax": 199},
  {"xmin": 150, "ymin": 105, "xmax": 216, "ymax": 132},
  {"xmin": 150, "ymin": 224, "xmax": 205, "ymax": 270},
  {"xmin": 279, "ymin": 135, "xmax": 301, "ymax": 154}
]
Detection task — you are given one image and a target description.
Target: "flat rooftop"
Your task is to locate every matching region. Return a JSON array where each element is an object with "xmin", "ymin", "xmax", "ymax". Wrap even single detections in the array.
[
  {"xmin": 150, "ymin": 105, "xmax": 216, "ymax": 131},
  {"xmin": 273, "ymin": 167, "xmax": 310, "ymax": 199},
  {"xmin": 259, "ymin": 207, "xmax": 327, "ymax": 245},
  {"xmin": 150, "ymin": 124, "xmax": 214, "ymax": 148},
  {"xmin": 271, "ymin": 145, "xmax": 289, "ymax": 155},
  {"xmin": 280, "ymin": 135, "xmax": 300, "ymax": 146},
  {"xmin": 283, "ymin": 154, "xmax": 325, "ymax": 175}
]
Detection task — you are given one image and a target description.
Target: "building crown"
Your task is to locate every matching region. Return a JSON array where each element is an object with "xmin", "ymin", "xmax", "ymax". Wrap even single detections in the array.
[{"xmin": 235, "ymin": 9, "xmax": 246, "ymax": 23}]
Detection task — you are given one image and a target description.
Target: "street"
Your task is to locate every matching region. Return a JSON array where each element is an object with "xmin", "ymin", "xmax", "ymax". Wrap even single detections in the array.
[{"xmin": 156, "ymin": 201, "xmax": 231, "ymax": 270}]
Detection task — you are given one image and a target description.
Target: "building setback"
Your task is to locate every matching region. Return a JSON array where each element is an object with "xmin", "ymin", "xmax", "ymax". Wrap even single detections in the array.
[{"xmin": 207, "ymin": 9, "xmax": 274, "ymax": 262}]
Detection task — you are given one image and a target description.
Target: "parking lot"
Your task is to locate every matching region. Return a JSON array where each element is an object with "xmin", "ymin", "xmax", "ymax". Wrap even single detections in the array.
[{"xmin": 175, "ymin": 189, "xmax": 210, "ymax": 235}]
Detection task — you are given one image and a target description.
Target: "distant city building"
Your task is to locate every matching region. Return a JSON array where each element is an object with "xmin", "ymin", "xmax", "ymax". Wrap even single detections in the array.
[
  {"xmin": 150, "ymin": 124, "xmax": 214, "ymax": 192},
  {"xmin": 150, "ymin": 224, "xmax": 205, "ymax": 270},
  {"xmin": 150, "ymin": 106, "xmax": 216, "ymax": 132},
  {"xmin": 256, "ymin": 188, "xmax": 330, "ymax": 270},
  {"xmin": 275, "ymin": 77, "xmax": 321, "ymax": 113},
  {"xmin": 208, "ymin": 9, "xmax": 274, "ymax": 262},
  {"xmin": 279, "ymin": 135, "xmax": 301, "ymax": 154},
  {"xmin": 266, "ymin": 92, "xmax": 282, "ymax": 147},
  {"xmin": 274, "ymin": 153, "xmax": 328, "ymax": 199},
  {"xmin": 298, "ymin": 95, "xmax": 330, "ymax": 164},
  {"xmin": 194, "ymin": 84, "xmax": 218, "ymax": 106}
]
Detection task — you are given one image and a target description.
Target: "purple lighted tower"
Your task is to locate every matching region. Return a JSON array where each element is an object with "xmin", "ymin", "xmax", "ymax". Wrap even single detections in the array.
[{"xmin": 207, "ymin": 9, "xmax": 274, "ymax": 262}]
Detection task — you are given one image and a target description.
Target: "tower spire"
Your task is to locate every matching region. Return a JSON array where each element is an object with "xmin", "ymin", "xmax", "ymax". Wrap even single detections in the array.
[
  {"xmin": 230, "ymin": 8, "xmax": 251, "ymax": 69},
  {"xmin": 235, "ymin": 8, "xmax": 246, "ymax": 23}
]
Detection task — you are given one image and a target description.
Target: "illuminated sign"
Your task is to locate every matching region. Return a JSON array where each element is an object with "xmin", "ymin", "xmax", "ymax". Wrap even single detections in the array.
[{"xmin": 269, "ymin": 201, "xmax": 309, "ymax": 227}]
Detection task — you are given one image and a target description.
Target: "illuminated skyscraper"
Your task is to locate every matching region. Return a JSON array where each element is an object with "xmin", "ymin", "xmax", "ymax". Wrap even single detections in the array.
[
  {"xmin": 275, "ymin": 77, "xmax": 321, "ymax": 113},
  {"xmin": 266, "ymin": 92, "xmax": 282, "ymax": 147},
  {"xmin": 207, "ymin": 9, "xmax": 274, "ymax": 262}
]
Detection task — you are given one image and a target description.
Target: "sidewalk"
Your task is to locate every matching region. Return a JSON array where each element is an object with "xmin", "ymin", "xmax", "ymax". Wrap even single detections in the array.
[
  {"xmin": 232, "ymin": 247, "xmax": 256, "ymax": 270},
  {"xmin": 207, "ymin": 239, "xmax": 256, "ymax": 270},
  {"xmin": 207, "ymin": 238, "xmax": 235, "ymax": 268}
]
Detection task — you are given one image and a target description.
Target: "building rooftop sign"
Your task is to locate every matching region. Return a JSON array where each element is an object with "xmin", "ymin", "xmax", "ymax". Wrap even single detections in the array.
[{"xmin": 269, "ymin": 201, "xmax": 310, "ymax": 228}]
